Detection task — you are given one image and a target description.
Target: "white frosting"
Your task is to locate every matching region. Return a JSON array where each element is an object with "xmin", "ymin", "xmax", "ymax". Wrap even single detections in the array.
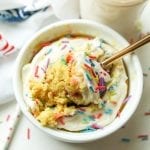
[{"xmin": 22, "ymin": 36, "xmax": 128, "ymax": 131}]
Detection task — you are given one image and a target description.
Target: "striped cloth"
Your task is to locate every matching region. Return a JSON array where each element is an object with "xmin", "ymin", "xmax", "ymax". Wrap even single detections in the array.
[{"xmin": 0, "ymin": 7, "xmax": 49, "ymax": 22}]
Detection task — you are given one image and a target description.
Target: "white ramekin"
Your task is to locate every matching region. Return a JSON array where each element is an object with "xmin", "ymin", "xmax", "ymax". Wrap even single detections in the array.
[{"xmin": 13, "ymin": 19, "xmax": 143, "ymax": 143}]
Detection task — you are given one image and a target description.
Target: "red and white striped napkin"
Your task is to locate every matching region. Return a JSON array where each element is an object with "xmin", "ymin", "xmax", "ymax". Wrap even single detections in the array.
[{"xmin": 0, "ymin": 0, "xmax": 80, "ymax": 105}]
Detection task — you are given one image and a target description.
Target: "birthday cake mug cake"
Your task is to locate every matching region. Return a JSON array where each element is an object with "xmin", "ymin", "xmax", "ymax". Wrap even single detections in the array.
[
  {"xmin": 22, "ymin": 35, "xmax": 128, "ymax": 132},
  {"xmin": 13, "ymin": 20, "xmax": 143, "ymax": 142}
]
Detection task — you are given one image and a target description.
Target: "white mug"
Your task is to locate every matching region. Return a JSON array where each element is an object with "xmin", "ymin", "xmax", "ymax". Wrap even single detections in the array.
[{"xmin": 80, "ymin": 0, "xmax": 148, "ymax": 40}]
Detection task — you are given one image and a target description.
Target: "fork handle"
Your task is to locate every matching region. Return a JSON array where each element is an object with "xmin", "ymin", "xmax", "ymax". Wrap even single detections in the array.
[{"xmin": 101, "ymin": 34, "xmax": 150, "ymax": 67}]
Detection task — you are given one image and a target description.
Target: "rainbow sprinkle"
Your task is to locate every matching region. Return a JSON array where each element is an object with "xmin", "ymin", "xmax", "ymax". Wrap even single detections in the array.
[
  {"xmin": 46, "ymin": 58, "xmax": 50, "ymax": 69},
  {"xmin": 39, "ymin": 41, "xmax": 51, "ymax": 47},
  {"xmin": 137, "ymin": 134, "xmax": 149, "ymax": 141},
  {"xmin": 91, "ymin": 123, "xmax": 103, "ymax": 129},
  {"xmin": 27, "ymin": 128, "xmax": 31, "ymax": 140},
  {"xmin": 89, "ymin": 86, "xmax": 94, "ymax": 93},
  {"xmin": 89, "ymin": 59, "xmax": 95, "ymax": 67},
  {"xmin": 110, "ymin": 101, "xmax": 117, "ymax": 105},
  {"xmin": 83, "ymin": 64, "xmax": 96, "ymax": 78},
  {"xmin": 6, "ymin": 115, "xmax": 11, "ymax": 122},
  {"xmin": 85, "ymin": 72, "xmax": 92, "ymax": 81},
  {"xmin": 104, "ymin": 108, "xmax": 113, "ymax": 115},
  {"xmin": 41, "ymin": 67, "xmax": 46, "ymax": 73},
  {"xmin": 34, "ymin": 66, "xmax": 39, "ymax": 77},
  {"xmin": 93, "ymin": 112, "xmax": 102, "ymax": 119},
  {"xmin": 81, "ymin": 126, "xmax": 96, "ymax": 133},
  {"xmin": 66, "ymin": 52, "xmax": 73, "ymax": 63},
  {"xmin": 82, "ymin": 118, "xmax": 89, "ymax": 124},
  {"xmin": 45, "ymin": 48, "xmax": 52, "ymax": 55},
  {"xmin": 7, "ymin": 136, "xmax": 11, "ymax": 141},
  {"xmin": 143, "ymin": 73, "xmax": 148, "ymax": 77},
  {"xmin": 121, "ymin": 137, "xmax": 131, "ymax": 143},
  {"xmin": 121, "ymin": 125, "xmax": 126, "ymax": 129},
  {"xmin": 61, "ymin": 44, "xmax": 67, "ymax": 50},
  {"xmin": 87, "ymin": 115, "xmax": 95, "ymax": 121},
  {"xmin": 62, "ymin": 40, "xmax": 69, "ymax": 43},
  {"xmin": 99, "ymin": 101, "xmax": 106, "ymax": 108},
  {"xmin": 82, "ymin": 115, "xmax": 94, "ymax": 124},
  {"xmin": 144, "ymin": 112, "xmax": 150, "ymax": 116},
  {"xmin": 88, "ymin": 55, "xmax": 97, "ymax": 59},
  {"xmin": 57, "ymin": 117, "xmax": 65, "ymax": 125},
  {"xmin": 108, "ymin": 84, "xmax": 117, "ymax": 96},
  {"xmin": 61, "ymin": 58, "xmax": 67, "ymax": 65},
  {"xmin": 96, "ymin": 77, "xmax": 106, "ymax": 96},
  {"xmin": 85, "ymin": 57, "xmax": 90, "ymax": 63}
]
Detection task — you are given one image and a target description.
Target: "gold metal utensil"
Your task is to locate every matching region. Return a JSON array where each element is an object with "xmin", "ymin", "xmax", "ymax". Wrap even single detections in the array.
[{"xmin": 101, "ymin": 34, "xmax": 150, "ymax": 68}]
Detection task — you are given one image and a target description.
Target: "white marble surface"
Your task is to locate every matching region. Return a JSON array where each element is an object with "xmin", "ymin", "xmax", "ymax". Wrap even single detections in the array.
[{"xmin": 0, "ymin": 2, "xmax": 150, "ymax": 150}]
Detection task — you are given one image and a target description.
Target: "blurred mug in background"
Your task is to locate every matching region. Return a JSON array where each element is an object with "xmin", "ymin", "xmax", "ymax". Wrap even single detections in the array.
[{"xmin": 80, "ymin": 0, "xmax": 148, "ymax": 40}]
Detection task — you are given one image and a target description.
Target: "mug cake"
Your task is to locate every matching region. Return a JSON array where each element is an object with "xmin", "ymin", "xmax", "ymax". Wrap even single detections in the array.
[
  {"xmin": 22, "ymin": 35, "xmax": 128, "ymax": 132},
  {"xmin": 13, "ymin": 20, "xmax": 143, "ymax": 142}
]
